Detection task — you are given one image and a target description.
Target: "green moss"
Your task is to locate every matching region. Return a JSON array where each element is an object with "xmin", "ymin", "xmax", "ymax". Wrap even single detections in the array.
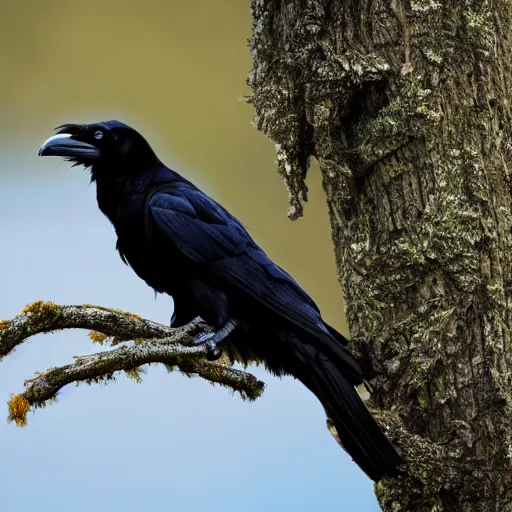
[
  {"xmin": 124, "ymin": 366, "xmax": 147, "ymax": 384},
  {"xmin": 32, "ymin": 395, "xmax": 58, "ymax": 408},
  {"xmin": 82, "ymin": 372, "xmax": 117, "ymax": 386},
  {"xmin": 88, "ymin": 331, "xmax": 110, "ymax": 344},
  {"xmin": 417, "ymin": 385, "xmax": 430, "ymax": 410},
  {"xmin": 462, "ymin": 3, "xmax": 494, "ymax": 53},
  {"xmin": 7, "ymin": 393, "xmax": 30, "ymax": 427},
  {"xmin": 380, "ymin": 162, "xmax": 413, "ymax": 185},
  {"xmin": 21, "ymin": 300, "xmax": 62, "ymax": 318},
  {"xmin": 353, "ymin": 75, "xmax": 441, "ymax": 170}
]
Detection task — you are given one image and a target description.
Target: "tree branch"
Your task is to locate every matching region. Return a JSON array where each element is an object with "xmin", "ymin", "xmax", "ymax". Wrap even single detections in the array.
[{"xmin": 1, "ymin": 301, "xmax": 265, "ymax": 427}]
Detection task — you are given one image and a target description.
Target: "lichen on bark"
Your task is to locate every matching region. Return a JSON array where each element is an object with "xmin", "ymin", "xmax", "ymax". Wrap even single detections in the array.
[{"xmin": 248, "ymin": 0, "xmax": 512, "ymax": 510}]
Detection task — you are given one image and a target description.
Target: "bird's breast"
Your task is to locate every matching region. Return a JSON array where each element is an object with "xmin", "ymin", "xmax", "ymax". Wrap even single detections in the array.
[
  {"xmin": 116, "ymin": 221, "xmax": 188, "ymax": 296},
  {"xmin": 108, "ymin": 177, "xmax": 192, "ymax": 296}
]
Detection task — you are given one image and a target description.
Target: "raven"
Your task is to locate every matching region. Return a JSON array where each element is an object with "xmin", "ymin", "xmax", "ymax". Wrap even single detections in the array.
[{"xmin": 39, "ymin": 120, "xmax": 402, "ymax": 481}]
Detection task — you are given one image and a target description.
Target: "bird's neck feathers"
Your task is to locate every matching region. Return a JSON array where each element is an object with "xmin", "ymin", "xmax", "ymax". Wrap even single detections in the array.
[
  {"xmin": 89, "ymin": 160, "xmax": 156, "ymax": 184},
  {"xmin": 91, "ymin": 158, "xmax": 159, "ymax": 226},
  {"xmin": 89, "ymin": 140, "xmax": 160, "ymax": 182}
]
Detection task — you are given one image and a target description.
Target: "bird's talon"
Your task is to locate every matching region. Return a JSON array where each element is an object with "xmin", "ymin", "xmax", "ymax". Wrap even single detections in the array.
[
  {"xmin": 205, "ymin": 340, "xmax": 222, "ymax": 361},
  {"xmin": 193, "ymin": 332, "xmax": 223, "ymax": 360},
  {"xmin": 193, "ymin": 321, "xmax": 237, "ymax": 360}
]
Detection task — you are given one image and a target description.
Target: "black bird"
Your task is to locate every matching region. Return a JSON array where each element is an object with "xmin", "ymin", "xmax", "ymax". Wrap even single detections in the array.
[{"xmin": 39, "ymin": 120, "xmax": 402, "ymax": 481}]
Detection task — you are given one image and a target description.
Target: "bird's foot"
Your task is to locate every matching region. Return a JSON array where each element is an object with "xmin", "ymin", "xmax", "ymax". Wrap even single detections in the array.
[{"xmin": 193, "ymin": 319, "xmax": 238, "ymax": 361}]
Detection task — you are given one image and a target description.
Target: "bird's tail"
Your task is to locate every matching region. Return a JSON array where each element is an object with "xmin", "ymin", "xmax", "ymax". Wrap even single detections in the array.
[
  {"xmin": 227, "ymin": 325, "xmax": 402, "ymax": 480},
  {"xmin": 297, "ymin": 346, "xmax": 402, "ymax": 481}
]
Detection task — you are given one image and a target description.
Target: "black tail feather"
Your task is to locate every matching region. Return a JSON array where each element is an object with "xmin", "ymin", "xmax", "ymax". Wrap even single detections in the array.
[
  {"xmin": 308, "ymin": 352, "xmax": 402, "ymax": 481},
  {"xmin": 227, "ymin": 326, "xmax": 402, "ymax": 481}
]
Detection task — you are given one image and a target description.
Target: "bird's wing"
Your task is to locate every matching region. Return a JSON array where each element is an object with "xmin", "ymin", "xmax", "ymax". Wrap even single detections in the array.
[
  {"xmin": 148, "ymin": 185, "xmax": 251, "ymax": 262},
  {"xmin": 147, "ymin": 185, "xmax": 345, "ymax": 347}
]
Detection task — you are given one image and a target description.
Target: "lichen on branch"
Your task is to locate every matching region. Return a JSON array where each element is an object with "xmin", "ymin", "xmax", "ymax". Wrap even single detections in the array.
[{"xmin": 1, "ymin": 301, "xmax": 265, "ymax": 426}]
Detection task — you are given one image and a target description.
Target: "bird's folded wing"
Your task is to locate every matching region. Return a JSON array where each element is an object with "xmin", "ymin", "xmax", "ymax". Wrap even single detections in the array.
[{"xmin": 148, "ymin": 186, "xmax": 354, "ymax": 363}]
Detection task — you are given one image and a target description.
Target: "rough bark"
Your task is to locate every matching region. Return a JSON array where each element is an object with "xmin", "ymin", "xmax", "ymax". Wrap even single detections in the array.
[{"xmin": 248, "ymin": 1, "xmax": 512, "ymax": 510}]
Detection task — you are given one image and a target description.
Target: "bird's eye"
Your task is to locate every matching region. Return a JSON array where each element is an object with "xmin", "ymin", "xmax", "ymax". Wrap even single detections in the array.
[{"xmin": 94, "ymin": 130, "xmax": 104, "ymax": 140}]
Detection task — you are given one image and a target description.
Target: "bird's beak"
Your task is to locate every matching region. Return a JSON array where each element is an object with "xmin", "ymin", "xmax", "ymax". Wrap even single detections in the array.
[{"xmin": 38, "ymin": 134, "xmax": 101, "ymax": 159}]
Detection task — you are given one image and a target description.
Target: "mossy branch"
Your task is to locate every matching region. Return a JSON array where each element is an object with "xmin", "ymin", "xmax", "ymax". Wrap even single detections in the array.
[{"xmin": 1, "ymin": 301, "xmax": 265, "ymax": 427}]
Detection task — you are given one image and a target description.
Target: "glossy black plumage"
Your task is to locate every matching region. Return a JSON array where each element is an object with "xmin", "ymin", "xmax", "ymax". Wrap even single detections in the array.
[{"xmin": 39, "ymin": 120, "xmax": 402, "ymax": 481}]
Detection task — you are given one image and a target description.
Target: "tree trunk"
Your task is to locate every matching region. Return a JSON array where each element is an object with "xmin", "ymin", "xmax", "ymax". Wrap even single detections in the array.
[{"xmin": 248, "ymin": 1, "xmax": 512, "ymax": 510}]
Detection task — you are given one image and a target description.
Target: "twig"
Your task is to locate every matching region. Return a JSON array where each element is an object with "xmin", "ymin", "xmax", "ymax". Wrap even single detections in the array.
[
  {"xmin": 1, "ymin": 301, "xmax": 265, "ymax": 426},
  {"xmin": 0, "ymin": 300, "xmax": 205, "ymax": 359}
]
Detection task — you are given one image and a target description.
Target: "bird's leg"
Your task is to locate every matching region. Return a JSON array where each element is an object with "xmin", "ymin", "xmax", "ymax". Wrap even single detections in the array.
[{"xmin": 194, "ymin": 319, "xmax": 238, "ymax": 361}]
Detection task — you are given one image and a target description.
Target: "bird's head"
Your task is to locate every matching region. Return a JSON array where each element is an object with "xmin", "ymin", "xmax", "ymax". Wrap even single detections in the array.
[{"xmin": 38, "ymin": 120, "xmax": 159, "ymax": 178}]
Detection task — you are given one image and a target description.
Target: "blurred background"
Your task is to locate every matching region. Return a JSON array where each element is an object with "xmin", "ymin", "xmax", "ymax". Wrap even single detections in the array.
[{"xmin": 0, "ymin": 1, "xmax": 378, "ymax": 511}]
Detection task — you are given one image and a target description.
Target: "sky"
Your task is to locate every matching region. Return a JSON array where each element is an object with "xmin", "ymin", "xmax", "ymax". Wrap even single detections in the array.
[{"xmin": 0, "ymin": 1, "xmax": 379, "ymax": 510}]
